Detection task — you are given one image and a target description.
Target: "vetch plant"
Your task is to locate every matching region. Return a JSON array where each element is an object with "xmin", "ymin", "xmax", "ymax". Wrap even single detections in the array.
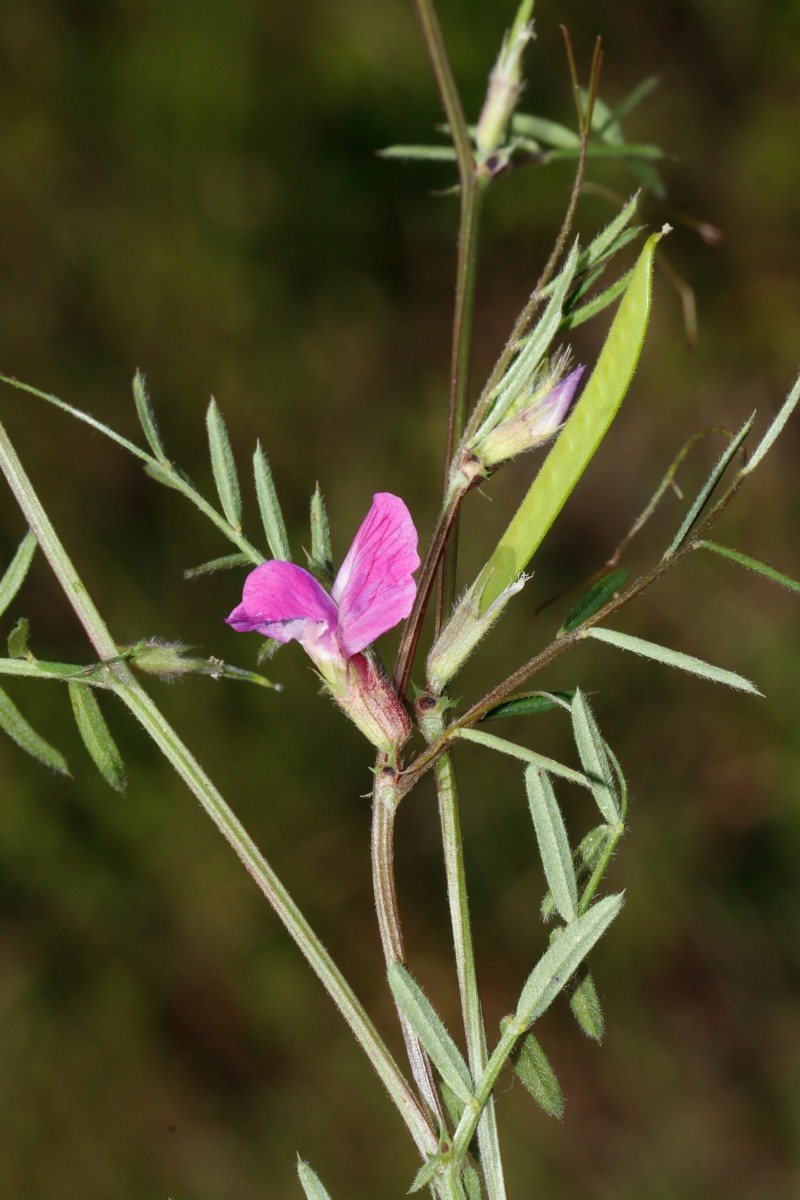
[{"xmin": 0, "ymin": 2, "xmax": 798, "ymax": 1197}]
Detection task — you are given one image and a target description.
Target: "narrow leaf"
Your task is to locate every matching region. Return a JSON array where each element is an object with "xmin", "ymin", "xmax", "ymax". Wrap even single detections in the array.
[
  {"xmin": 456, "ymin": 727, "xmax": 590, "ymax": 789},
  {"xmin": 68, "ymin": 681, "xmax": 126, "ymax": 792},
  {"xmin": 562, "ymin": 568, "xmax": 630, "ymax": 632},
  {"xmin": 480, "ymin": 228, "xmax": 666, "ymax": 609},
  {"xmin": 183, "ymin": 552, "xmax": 250, "ymax": 580},
  {"xmin": 525, "ymin": 766, "xmax": 578, "ymax": 923},
  {"xmin": 665, "ymin": 414, "xmax": 754, "ymax": 556},
  {"xmin": 742, "ymin": 371, "xmax": 800, "ymax": 475},
  {"xmin": 585, "ymin": 627, "xmax": 762, "ymax": 695},
  {"xmin": 516, "ymin": 894, "xmax": 623, "ymax": 1026},
  {"xmin": 462, "ymin": 1164, "xmax": 482, "ymax": 1200},
  {"xmin": 308, "ymin": 484, "xmax": 333, "ymax": 586},
  {"xmin": 0, "ymin": 684, "xmax": 69, "ymax": 774},
  {"xmin": 379, "ymin": 143, "xmax": 458, "ymax": 162},
  {"xmin": 7, "ymin": 616, "xmax": 30, "ymax": 659},
  {"xmin": 577, "ymin": 193, "xmax": 640, "ymax": 275},
  {"xmin": 254, "ymin": 443, "xmax": 291, "ymax": 561},
  {"xmin": 559, "ymin": 269, "xmax": 633, "ymax": 331},
  {"xmin": 567, "ymin": 968, "xmax": 605, "ymax": 1040},
  {"xmin": 387, "ymin": 963, "xmax": 474, "ymax": 1104},
  {"xmin": 698, "ymin": 540, "xmax": 800, "ymax": 597},
  {"xmin": 479, "ymin": 690, "xmax": 575, "ymax": 722},
  {"xmin": 409, "ymin": 1158, "xmax": 440, "ymax": 1194},
  {"xmin": 542, "ymin": 825, "xmax": 609, "ymax": 921},
  {"xmin": 501, "ymin": 1020, "xmax": 564, "ymax": 1118},
  {"xmin": 512, "ymin": 112, "xmax": 580, "ymax": 148},
  {"xmin": 0, "ymin": 529, "xmax": 37, "ymax": 619},
  {"xmin": 571, "ymin": 691, "xmax": 619, "ymax": 824},
  {"xmin": 132, "ymin": 371, "xmax": 166, "ymax": 461},
  {"xmin": 297, "ymin": 1159, "xmax": 333, "ymax": 1200},
  {"xmin": 206, "ymin": 397, "xmax": 242, "ymax": 530}
]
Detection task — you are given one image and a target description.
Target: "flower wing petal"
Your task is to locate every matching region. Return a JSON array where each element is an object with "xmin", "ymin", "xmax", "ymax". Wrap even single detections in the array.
[
  {"xmin": 332, "ymin": 493, "xmax": 420, "ymax": 657},
  {"xmin": 226, "ymin": 561, "xmax": 338, "ymax": 644}
]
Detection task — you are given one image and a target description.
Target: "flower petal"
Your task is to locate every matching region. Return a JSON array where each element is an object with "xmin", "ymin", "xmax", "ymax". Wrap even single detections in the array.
[
  {"xmin": 226, "ymin": 561, "xmax": 338, "ymax": 645},
  {"xmin": 332, "ymin": 493, "xmax": 420, "ymax": 657}
]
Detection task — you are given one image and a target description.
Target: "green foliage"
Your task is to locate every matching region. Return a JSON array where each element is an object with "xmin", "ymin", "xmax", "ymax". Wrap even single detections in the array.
[
  {"xmin": 68, "ymin": 682, "xmax": 126, "ymax": 793},
  {"xmin": 206, "ymin": 397, "xmax": 243, "ymax": 532},
  {"xmin": 571, "ymin": 691, "xmax": 620, "ymax": 825},
  {"xmin": 297, "ymin": 1159, "xmax": 334, "ymax": 1200},
  {"xmin": 0, "ymin": 684, "xmax": 69, "ymax": 775},
  {"xmin": 0, "ymin": 529, "xmax": 37, "ymax": 619},
  {"xmin": 515, "ymin": 894, "xmax": 623, "ymax": 1026},
  {"xmin": 585, "ymin": 627, "xmax": 761, "ymax": 695},
  {"xmin": 561, "ymin": 569, "xmax": 630, "ymax": 632},
  {"xmin": 479, "ymin": 690, "xmax": 574, "ymax": 721},
  {"xmin": 254, "ymin": 443, "xmax": 292, "ymax": 561},
  {"xmin": 525, "ymin": 766, "xmax": 578, "ymax": 923},
  {"xmin": 387, "ymin": 963, "xmax": 475, "ymax": 1104},
  {"xmin": 665, "ymin": 414, "xmax": 754, "ymax": 556},
  {"xmin": 501, "ymin": 1019, "xmax": 565, "ymax": 1118}
]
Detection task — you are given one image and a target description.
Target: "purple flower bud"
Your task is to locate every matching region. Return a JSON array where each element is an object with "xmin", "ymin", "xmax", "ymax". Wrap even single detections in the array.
[
  {"xmin": 477, "ymin": 366, "xmax": 585, "ymax": 469},
  {"xmin": 226, "ymin": 493, "xmax": 419, "ymax": 751}
]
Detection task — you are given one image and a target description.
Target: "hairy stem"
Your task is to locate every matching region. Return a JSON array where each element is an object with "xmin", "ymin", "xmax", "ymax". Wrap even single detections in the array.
[
  {"xmin": 372, "ymin": 766, "xmax": 446, "ymax": 1124},
  {"xmin": 418, "ymin": 699, "xmax": 507, "ymax": 1200}
]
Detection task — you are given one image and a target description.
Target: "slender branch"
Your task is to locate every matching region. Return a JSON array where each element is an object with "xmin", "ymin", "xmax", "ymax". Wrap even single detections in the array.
[
  {"xmin": 412, "ymin": 0, "xmax": 483, "ymax": 637},
  {"xmin": 418, "ymin": 698, "xmax": 506, "ymax": 1200},
  {"xmin": 393, "ymin": 487, "xmax": 466, "ymax": 698},
  {"xmin": 0, "ymin": 417, "xmax": 438, "ymax": 1159},
  {"xmin": 371, "ymin": 766, "xmax": 445, "ymax": 1124}
]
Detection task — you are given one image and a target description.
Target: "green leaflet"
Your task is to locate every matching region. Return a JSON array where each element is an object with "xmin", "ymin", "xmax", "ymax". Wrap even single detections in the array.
[
  {"xmin": 568, "ymin": 967, "xmax": 605, "ymax": 1041},
  {"xmin": 525, "ymin": 766, "xmax": 578, "ymax": 924},
  {"xmin": 253, "ymin": 443, "xmax": 292, "ymax": 561},
  {"xmin": 7, "ymin": 616, "xmax": 30, "ymax": 659},
  {"xmin": 571, "ymin": 691, "xmax": 620, "ymax": 825},
  {"xmin": 665, "ymin": 414, "xmax": 754, "ymax": 557},
  {"xmin": 541, "ymin": 824, "xmax": 610, "ymax": 922},
  {"xmin": 698, "ymin": 540, "xmax": 800, "ymax": 597},
  {"xmin": 0, "ymin": 529, "xmax": 37, "ymax": 620},
  {"xmin": 585, "ymin": 627, "xmax": 761, "ymax": 695},
  {"xmin": 69, "ymin": 681, "xmax": 126, "ymax": 792},
  {"xmin": 183, "ymin": 553, "xmax": 250, "ymax": 580},
  {"xmin": 132, "ymin": 370, "xmax": 166, "ymax": 462},
  {"xmin": 742, "ymin": 370, "xmax": 800, "ymax": 475},
  {"xmin": 387, "ymin": 963, "xmax": 474, "ymax": 1104},
  {"xmin": 307, "ymin": 485, "xmax": 333, "ymax": 587},
  {"xmin": 480, "ymin": 228, "xmax": 665, "ymax": 610},
  {"xmin": 205, "ymin": 397, "xmax": 242, "ymax": 531},
  {"xmin": 296, "ymin": 1159, "xmax": 333, "ymax": 1200},
  {"xmin": 0, "ymin": 684, "xmax": 69, "ymax": 775},
  {"xmin": 516, "ymin": 894, "xmax": 623, "ymax": 1026},
  {"xmin": 479, "ymin": 690, "xmax": 575, "ymax": 722},
  {"xmin": 501, "ymin": 1020, "xmax": 564, "ymax": 1118},
  {"xmin": 456, "ymin": 727, "xmax": 590, "ymax": 789},
  {"xmin": 562, "ymin": 568, "xmax": 630, "ymax": 632}
]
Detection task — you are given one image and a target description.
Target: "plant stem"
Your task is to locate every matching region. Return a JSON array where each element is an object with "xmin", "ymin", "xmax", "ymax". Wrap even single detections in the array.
[
  {"xmin": 419, "ymin": 700, "xmax": 507, "ymax": 1200},
  {"xmin": 412, "ymin": 0, "xmax": 483, "ymax": 633},
  {"xmin": 436, "ymin": 181, "xmax": 485, "ymax": 633},
  {"xmin": 393, "ymin": 487, "xmax": 466, "ymax": 699},
  {"xmin": 371, "ymin": 766, "xmax": 445, "ymax": 1124},
  {"xmin": 0, "ymin": 417, "xmax": 438, "ymax": 1160}
]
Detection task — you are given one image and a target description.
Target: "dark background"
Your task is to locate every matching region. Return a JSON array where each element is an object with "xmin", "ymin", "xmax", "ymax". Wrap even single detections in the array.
[{"xmin": 1, "ymin": 1, "xmax": 799, "ymax": 1197}]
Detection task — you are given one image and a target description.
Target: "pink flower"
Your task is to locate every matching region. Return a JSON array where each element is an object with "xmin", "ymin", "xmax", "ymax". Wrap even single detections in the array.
[{"xmin": 227, "ymin": 493, "xmax": 419, "ymax": 751}]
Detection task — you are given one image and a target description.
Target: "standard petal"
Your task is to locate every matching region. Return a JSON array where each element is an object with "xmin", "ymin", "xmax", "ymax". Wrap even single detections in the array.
[
  {"xmin": 226, "ymin": 561, "xmax": 338, "ymax": 644},
  {"xmin": 332, "ymin": 493, "xmax": 420, "ymax": 657}
]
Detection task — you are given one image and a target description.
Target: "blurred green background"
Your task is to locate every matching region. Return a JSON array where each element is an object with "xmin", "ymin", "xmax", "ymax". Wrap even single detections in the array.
[{"xmin": 1, "ymin": 1, "xmax": 799, "ymax": 1196}]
